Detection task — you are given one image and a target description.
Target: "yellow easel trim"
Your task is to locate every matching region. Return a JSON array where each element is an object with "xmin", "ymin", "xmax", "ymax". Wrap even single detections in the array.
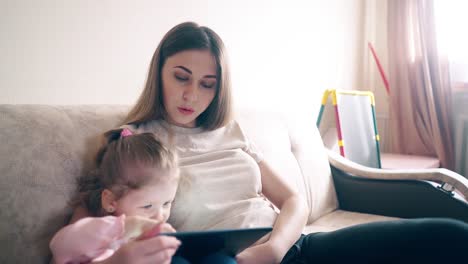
[
  {"xmin": 321, "ymin": 90, "xmax": 331, "ymax": 105},
  {"xmin": 331, "ymin": 90, "xmax": 338, "ymax": 106},
  {"xmin": 335, "ymin": 89, "xmax": 376, "ymax": 106},
  {"xmin": 338, "ymin": 140, "xmax": 344, "ymax": 147}
]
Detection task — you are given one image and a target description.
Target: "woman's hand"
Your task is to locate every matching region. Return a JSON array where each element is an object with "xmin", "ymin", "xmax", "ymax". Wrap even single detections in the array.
[
  {"xmin": 236, "ymin": 242, "xmax": 282, "ymax": 264},
  {"xmin": 95, "ymin": 235, "xmax": 181, "ymax": 264}
]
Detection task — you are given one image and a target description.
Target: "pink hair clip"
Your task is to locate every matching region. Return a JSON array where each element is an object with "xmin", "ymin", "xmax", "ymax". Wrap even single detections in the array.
[{"xmin": 121, "ymin": 128, "xmax": 133, "ymax": 137}]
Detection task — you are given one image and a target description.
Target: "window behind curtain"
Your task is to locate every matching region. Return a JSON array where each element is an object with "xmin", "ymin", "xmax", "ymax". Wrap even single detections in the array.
[{"xmin": 434, "ymin": 1, "xmax": 468, "ymax": 89}]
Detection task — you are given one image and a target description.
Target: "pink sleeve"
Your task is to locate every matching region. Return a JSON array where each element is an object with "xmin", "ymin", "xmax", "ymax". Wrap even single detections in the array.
[{"xmin": 50, "ymin": 215, "xmax": 125, "ymax": 264}]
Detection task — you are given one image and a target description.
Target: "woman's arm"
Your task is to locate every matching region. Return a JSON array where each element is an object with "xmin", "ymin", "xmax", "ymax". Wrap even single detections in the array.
[{"xmin": 237, "ymin": 161, "xmax": 309, "ymax": 264}]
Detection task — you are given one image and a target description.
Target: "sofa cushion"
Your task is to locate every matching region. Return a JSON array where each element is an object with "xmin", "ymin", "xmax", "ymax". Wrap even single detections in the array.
[{"xmin": 304, "ymin": 210, "xmax": 400, "ymax": 234}]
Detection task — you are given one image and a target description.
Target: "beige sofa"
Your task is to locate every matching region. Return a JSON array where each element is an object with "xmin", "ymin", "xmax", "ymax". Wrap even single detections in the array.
[{"xmin": 1, "ymin": 105, "xmax": 467, "ymax": 263}]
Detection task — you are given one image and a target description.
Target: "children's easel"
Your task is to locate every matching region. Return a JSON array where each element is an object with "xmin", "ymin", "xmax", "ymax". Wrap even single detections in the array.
[{"xmin": 317, "ymin": 89, "xmax": 382, "ymax": 168}]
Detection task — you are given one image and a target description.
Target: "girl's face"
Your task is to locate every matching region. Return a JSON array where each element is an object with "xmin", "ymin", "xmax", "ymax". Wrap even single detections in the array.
[
  {"xmin": 105, "ymin": 167, "xmax": 179, "ymax": 223},
  {"xmin": 161, "ymin": 49, "xmax": 217, "ymax": 128}
]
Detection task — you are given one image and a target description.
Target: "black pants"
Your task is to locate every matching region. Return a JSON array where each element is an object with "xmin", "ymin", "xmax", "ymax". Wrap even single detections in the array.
[{"xmin": 281, "ymin": 218, "xmax": 468, "ymax": 264}]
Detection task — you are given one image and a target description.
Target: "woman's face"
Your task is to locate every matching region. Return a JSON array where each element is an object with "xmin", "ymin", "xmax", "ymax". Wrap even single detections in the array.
[{"xmin": 161, "ymin": 49, "xmax": 217, "ymax": 128}]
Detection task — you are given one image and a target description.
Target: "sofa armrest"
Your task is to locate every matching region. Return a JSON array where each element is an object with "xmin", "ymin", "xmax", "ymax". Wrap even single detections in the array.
[
  {"xmin": 328, "ymin": 151, "xmax": 468, "ymax": 199},
  {"xmin": 328, "ymin": 151, "xmax": 468, "ymax": 223}
]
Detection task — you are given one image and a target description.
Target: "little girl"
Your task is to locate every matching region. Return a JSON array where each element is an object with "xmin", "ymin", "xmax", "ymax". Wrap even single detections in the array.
[{"xmin": 50, "ymin": 128, "xmax": 181, "ymax": 263}]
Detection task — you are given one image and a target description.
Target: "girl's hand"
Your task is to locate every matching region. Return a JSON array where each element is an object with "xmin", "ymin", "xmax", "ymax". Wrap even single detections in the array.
[
  {"xmin": 124, "ymin": 216, "xmax": 177, "ymax": 242},
  {"xmin": 236, "ymin": 242, "xmax": 283, "ymax": 264},
  {"xmin": 95, "ymin": 235, "xmax": 181, "ymax": 264},
  {"xmin": 137, "ymin": 222, "xmax": 176, "ymax": 241},
  {"xmin": 159, "ymin": 222, "xmax": 176, "ymax": 233}
]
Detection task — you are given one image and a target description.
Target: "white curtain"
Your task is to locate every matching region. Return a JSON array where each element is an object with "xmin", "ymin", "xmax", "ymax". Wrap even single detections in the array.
[
  {"xmin": 434, "ymin": 0, "xmax": 468, "ymax": 176},
  {"xmin": 387, "ymin": 0, "xmax": 455, "ymax": 169}
]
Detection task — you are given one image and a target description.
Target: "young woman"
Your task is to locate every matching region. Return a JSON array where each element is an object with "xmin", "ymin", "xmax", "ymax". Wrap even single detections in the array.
[{"xmin": 72, "ymin": 22, "xmax": 468, "ymax": 264}]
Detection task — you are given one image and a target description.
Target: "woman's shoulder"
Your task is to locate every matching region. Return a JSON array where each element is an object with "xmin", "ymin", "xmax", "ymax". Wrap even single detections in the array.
[
  {"xmin": 208, "ymin": 119, "xmax": 254, "ymax": 150},
  {"xmin": 224, "ymin": 119, "xmax": 248, "ymax": 137},
  {"xmin": 227, "ymin": 119, "xmax": 263, "ymax": 161}
]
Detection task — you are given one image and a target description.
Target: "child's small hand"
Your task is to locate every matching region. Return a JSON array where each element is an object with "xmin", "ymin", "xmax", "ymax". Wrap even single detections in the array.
[
  {"xmin": 136, "ymin": 223, "xmax": 162, "ymax": 241},
  {"xmin": 137, "ymin": 222, "xmax": 177, "ymax": 241},
  {"xmin": 123, "ymin": 216, "xmax": 167, "ymax": 241},
  {"xmin": 159, "ymin": 223, "xmax": 176, "ymax": 233}
]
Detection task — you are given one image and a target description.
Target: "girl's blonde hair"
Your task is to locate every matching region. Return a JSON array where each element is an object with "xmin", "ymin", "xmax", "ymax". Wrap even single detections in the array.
[
  {"xmin": 123, "ymin": 21, "xmax": 233, "ymax": 130},
  {"xmin": 75, "ymin": 129, "xmax": 178, "ymax": 216}
]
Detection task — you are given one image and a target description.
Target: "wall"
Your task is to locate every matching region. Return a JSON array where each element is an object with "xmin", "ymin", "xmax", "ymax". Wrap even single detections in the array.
[{"xmin": 1, "ymin": 0, "xmax": 363, "ymax": 117}]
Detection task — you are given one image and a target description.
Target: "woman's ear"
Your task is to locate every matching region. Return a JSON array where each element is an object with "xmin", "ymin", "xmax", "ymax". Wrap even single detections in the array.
[{"xmin": 101, "ymin": 189, "xmax": 118, "ymax": 214}]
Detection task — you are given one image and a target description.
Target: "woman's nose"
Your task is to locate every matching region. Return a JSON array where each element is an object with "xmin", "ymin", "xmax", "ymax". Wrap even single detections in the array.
[{"xmin": 183, "ymin": 83, "xmax": 198, "ymax": 102}]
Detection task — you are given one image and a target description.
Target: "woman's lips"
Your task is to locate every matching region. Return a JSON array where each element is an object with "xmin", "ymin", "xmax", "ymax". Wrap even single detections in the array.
[{"xmin": 177, "ymin": 107, "xmax": 194, "ymax": 115}]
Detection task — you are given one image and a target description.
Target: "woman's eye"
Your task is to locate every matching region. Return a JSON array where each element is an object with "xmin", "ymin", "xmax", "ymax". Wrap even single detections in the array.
[
  {"xmin": 175, "ymin": 75, "xmax": 188, "ymax": 81},
  {"xmin": 201, "ymin": 82, "xmax": 215, "ymax": 89},
  {"xmin": 142, "ymin": 204, "xmax": 152, "ymax": 209}
]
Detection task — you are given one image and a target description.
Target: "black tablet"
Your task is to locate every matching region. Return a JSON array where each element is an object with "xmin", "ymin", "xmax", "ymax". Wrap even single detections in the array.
[{"xmin": 161, "ymin": 227, "xmax": 273, "ymax": 261}]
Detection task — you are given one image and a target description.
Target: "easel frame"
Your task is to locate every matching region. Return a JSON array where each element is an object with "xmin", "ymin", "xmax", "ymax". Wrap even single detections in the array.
[{"xmin": 316, "ymin": 89, "xmax": 382, "ymax": 168}]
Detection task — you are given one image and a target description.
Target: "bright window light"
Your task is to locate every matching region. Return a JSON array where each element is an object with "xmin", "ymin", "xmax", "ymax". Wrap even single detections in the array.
[{"xmin": 434, "ymin": 1, "xmax": 468, "ymax": 84}]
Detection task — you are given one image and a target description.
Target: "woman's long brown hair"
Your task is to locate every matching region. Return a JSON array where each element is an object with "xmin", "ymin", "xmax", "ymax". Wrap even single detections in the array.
[{"xmin": 123, "ymin": 22, "xmax": 233, "ymax": 130}]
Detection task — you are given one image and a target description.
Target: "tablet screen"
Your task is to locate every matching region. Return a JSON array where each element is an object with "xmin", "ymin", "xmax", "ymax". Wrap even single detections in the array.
[{"xmin": 161, "ymin": 227, "xmax": 273, "ymax": 261}]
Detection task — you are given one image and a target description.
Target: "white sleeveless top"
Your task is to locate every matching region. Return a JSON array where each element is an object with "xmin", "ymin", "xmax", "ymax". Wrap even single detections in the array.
[{"xmin": 128, "ymin": 120, "xmax": 278, "ymax": 231}]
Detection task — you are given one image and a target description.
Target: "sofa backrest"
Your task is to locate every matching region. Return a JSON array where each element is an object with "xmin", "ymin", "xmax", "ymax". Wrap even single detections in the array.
[
  {"xmin": 236, "ymin": 109, "xmax": 338, "ymax": 222},
  {"xmin": 0, "ymin": 105, "xmax": 337, "ymax": 263}
]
